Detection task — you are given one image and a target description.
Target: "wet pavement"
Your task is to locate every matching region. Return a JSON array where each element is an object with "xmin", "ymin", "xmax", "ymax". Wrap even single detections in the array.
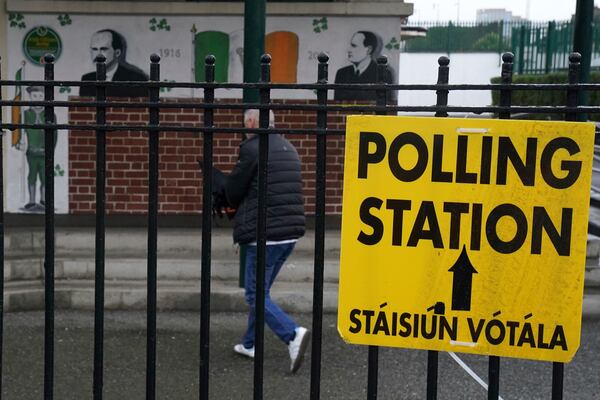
[{"xmin": 3, "ymin": 311, "xmax": 600, "ymax": 399}]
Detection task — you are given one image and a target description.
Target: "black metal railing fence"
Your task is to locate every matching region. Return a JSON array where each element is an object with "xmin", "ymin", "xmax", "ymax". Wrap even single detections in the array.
[{"xmin": 0, "ymin": 51, "xmax": 599, "ymax": 400}]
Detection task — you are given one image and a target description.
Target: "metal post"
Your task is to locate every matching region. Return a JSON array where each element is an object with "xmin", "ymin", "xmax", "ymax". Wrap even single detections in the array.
[
  {"xmin": 0, "ymin": 55, "xmax": 4, "ymax": 400},
  {"xmin": 366, "ymin": 56, "xmax": 391, "ymax": 400},
  {"xmin": 566, "ymin": 53, "xmax": 581, "ymax": 122},
  {"xmin": 426, "ymin": 351, "xmax": 438, "ymax": 400},
  {"xmin": 487, "ymin": 52, "xmax": 514, "ymax": 400},
  {"xmin": 243, "ymin": 0, "xmax": 266, "ymax": 104},
  {"xmin": 253, "ymin": 53, "xmax": 271, "ymax": 400},
  {"xmin": 552, "ymin": 362, "xmax": 564, "ymax": 400},
  {"xmin": 573, "ymin": 0, "xmax": 593, "ymax": 120},
  {"xmin": 310, "ymin": 52, "xmax": 329, "ymax": 400},
  {"xmin": 146, "ymin": 53, "xmax": 161, "ymax": 400},
  {"xmin": 551, "ymin": 56, "xmax": 580, "ymax": 398},
  {"xmin": 426, "ymin": 55, "xmax": 450, "ymax": 400},
  {"xmin": 488, "ymin": 357, "xmax": 500, "ymax": 400},
  {"xmin": 367, "ymin": 347, "xmax": 379, "ymax": 400},
  {"xmin": 199, "ymin": 54, "xmax": 215, "ymax": 400},
  {"xmin": 499, "ymin": 53, "xmax": 514, "ymax": 120},
  {"xmin": 435, "ymin": 56, "xmax": 449, "ymax": 118},
  {"xmin": 43, "ymin": 53, "xmax": 56, "ymax": 400},
  {"xmin": 375, "ymin": 56, "xmax": 389, "ymax": 108},
  {"xmin": 93, "ymin": 54, "xmax": 107, "ymax": 400}
]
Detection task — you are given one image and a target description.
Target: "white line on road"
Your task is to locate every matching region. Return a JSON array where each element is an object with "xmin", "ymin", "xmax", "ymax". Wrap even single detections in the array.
[{"xmin": 446, "ymin": 351, "xmax": 505, "ymax": 400}]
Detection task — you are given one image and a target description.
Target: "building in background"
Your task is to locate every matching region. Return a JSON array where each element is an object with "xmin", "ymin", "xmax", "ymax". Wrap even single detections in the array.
[{"xmin": 476, "ymin": 8, "xmax": 526, "ymax": 24}]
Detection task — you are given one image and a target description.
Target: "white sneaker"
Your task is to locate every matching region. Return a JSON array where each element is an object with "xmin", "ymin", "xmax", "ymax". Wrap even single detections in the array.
[
  {"xmin": 233, "ymin": 344, "xmax": 255, "ymax": 359},
  {"xmin": 288, "ymin": 327, "xmax": 310, "ymax": 373}
]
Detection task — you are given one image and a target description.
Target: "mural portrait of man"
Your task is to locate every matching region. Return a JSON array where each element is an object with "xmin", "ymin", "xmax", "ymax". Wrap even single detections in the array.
[
  {"xmin": 80, "ymin": 29, "xmax": 148, "ymax": 97},
  {"xmin": 333, "ymin": 30, "xmax": 395, "ymax": 102}
]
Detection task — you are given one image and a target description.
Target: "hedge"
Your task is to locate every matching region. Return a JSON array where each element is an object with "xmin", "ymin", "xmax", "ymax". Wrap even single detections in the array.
[{"xmin": 490, "ymin": 71, "xmax": 600, "ymax": 120}]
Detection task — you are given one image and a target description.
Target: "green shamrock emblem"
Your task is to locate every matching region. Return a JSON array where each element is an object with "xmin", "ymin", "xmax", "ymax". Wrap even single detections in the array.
[
  {"xmin": 312, "ymin": 17, "xmax": 328, "ymax": 33},
  {"xmin": 58, "ymin": 14, "xmax": 72, "ymax": 26},
  {"xmin": 9, "ymin": 13, "xmax": 26, "ymax": 29}
]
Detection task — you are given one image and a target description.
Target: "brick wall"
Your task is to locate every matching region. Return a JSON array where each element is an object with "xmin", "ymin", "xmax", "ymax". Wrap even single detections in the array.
[{"xmin": 69, "ymin": 98, "xmax": 358, "ymax": 215}]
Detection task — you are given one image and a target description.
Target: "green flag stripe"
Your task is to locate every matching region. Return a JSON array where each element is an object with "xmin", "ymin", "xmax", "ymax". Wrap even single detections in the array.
[{"xmin": 14, "ymin": 67, "xmax": 22, "ymax": 97}]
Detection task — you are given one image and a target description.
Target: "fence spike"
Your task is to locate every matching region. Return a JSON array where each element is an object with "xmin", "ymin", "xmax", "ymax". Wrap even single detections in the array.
[
  {"xmin": 205, "ymin": 54, "xmax": 216, "ymax": 65},
  {"xmin": 566, "ymin": 52, "xmax": 581, "ymax": 121},
  {"xmin": 435, "ymin": 56, "xmax": 450, "ymax": 117},
  {"xmin": 150, "ymin": 53, "xmax": 161, "ymax": 64},
  {"xmin": 43, "ymin": 53, "xmax": 55, "ymax": 65},
  {"xmin": 260, "ymin": 53, "xmax": 272, "ymax": 65}
]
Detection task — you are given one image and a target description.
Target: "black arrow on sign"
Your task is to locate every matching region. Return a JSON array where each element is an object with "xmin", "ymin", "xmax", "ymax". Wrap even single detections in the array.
[{"xmin": 448, "ymin": 246, "xmax": 478, "ymax": 311}]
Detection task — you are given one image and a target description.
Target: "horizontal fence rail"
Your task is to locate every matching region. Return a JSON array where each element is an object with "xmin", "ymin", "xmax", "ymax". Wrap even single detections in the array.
[{"xmin": 0, "ymin": 51, "xmax": 598, "ymax": 400}]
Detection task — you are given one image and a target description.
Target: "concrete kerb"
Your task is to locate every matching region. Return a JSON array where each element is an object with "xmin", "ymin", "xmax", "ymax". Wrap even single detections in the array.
[
  {"xmin": 2, "ymin": 227, "xmax": 600, "ymax": 318},
  {"xmin": 3, "ymin": 227, "xmax": 341, "ymax": 313}
]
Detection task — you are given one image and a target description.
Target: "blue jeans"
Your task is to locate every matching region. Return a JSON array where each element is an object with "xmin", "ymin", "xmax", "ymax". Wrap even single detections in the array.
[{"xmin": 242, "ymin": 242, "xmax": 298, "ymax": 348}]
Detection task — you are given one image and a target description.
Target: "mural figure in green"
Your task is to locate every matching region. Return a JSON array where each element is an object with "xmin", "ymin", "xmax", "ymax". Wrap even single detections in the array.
[{"xmin": 15, "ymin": 86, "xmax": 57, "ymax": 211}]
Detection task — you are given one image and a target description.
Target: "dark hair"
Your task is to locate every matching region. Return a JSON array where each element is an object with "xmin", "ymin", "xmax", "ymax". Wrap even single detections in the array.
[
  {"xmin": 95, "ymin": 29, "xmax": 127, "ymax": 58},
  {"xmin": 356, "ymin": 31, "xmax": 379, "ymax": 56}
]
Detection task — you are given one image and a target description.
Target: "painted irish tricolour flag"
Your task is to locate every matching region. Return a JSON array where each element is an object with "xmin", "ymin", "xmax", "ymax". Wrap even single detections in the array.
[{"xmin": 11, "ymin": 63, "xmax": 24, "ymax": 147}]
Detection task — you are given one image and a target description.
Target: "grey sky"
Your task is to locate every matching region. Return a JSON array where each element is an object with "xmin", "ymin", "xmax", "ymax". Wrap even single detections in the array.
[{"xmin": 409, "ymin": 0, "xmax": 597, "ymax": 22}]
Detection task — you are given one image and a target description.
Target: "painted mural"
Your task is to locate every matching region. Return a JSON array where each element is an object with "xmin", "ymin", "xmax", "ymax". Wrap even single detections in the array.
[{"xmin": 5, "ymin": 12, "xmax": 401, "ymax": 213}]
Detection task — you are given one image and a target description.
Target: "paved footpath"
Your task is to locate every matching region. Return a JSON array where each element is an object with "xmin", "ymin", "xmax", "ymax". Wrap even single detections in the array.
[{"xmin": 3, "ymin": 310, "xmax": 600, "ymax": 399}]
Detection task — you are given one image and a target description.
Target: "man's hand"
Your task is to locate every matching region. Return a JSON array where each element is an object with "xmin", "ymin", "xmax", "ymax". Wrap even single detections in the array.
[{"xmin": 212, "ymin": 189, "xmax": 236, "ymax": 219}]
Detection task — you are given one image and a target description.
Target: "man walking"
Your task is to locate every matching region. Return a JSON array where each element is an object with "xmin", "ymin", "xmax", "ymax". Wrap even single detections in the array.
[{"xmin": 223, "ymin": 109, "xmax": 309, "ymax": 373}]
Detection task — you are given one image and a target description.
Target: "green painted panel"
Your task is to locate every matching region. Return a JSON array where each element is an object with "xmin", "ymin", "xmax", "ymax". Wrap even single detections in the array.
[{"xmin": 195, "ymin": 31, "xmax": 229, "ymax": 82}]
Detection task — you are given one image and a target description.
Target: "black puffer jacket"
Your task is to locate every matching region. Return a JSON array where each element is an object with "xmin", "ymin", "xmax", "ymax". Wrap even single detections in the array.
[{"xmin": 224, "ymin": 134, "xmax": 305, "ymax": 244}]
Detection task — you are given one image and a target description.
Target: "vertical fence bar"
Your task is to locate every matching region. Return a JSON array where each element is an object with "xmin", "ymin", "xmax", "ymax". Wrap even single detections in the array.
[
  {"xmin": 146, "ymin": 54, "xmax": 160, "ymax": 400},
  {"xmin": 434, "ymin": 56, "xmax": 449, "ymax": 118},
  {"xmin": 309, "ymin": 53, "xmax": 329, "ymax": 400},
  {"xmin": 518, "ymin": 26, "xmax": 526, "ymax": 74},
  {"xmin": 93, "ymin": 54, "xmax": 107, "ymax": 400},
  {"xmin": 538, "ymin": 25, "xmax": 544, "ymax": 72},
  {"xmin": 253, "ymin": 53, "xmax": 271, "ymax": 400},
  {"xmin": 43, "ymin": 53, "xmax": 56, "ymax": 400},
  {"xmin": 498, "ymin": 53, "xmax": 514, "ymax": 121},
  {"xmin": 366, "ymin": 56, "xmax": 390, "ymax": 400},
  {"xmin": 0, "ymin": 56, "xmax": 4, "ymax": 400},
  {"xmin": 565, "ymin": 53, "xmax": 581, "ymax": 122},
  {"xmin": 497, "ymin": 21, "xmax": 504, "ymax": 56},
  {"xmin": 550, "ymin": 53, "xmax": 580, "ymax": 400},
  {"xmin": 199, "ymin": 54, "xmax": 215, "ymax": 400},
  {"xmin": 425, "ymin": 55, "xmax": 450, "ymax": 400},
  {"xmin": 545, "ymin": 21, "xmax": 555, "ymax": 74},
  {"xmin": 488, "ymin": 52, "xmax": 514, "ymax": 400}
]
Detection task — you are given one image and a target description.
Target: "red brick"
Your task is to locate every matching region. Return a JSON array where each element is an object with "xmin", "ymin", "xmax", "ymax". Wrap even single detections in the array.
[
  {"xmin": 69, "ymin": 98, "xmax": 352, "ymax": 216},
  {"xmin": 70, "ymin": 112, "xmax": 95, "ymax": 120}
]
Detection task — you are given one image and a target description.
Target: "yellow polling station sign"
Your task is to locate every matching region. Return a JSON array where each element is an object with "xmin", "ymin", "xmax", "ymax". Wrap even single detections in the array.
[{"xmin": 337, "ymin": 116, "xmax": 595, "ymax": 362}]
